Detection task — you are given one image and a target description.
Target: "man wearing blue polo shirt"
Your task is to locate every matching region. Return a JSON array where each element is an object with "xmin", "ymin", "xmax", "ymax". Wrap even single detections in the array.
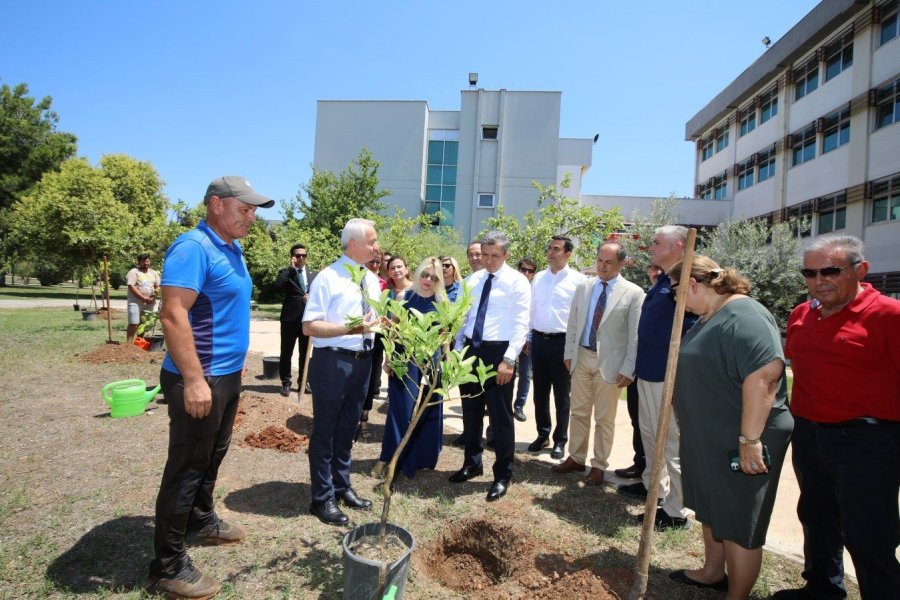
[{"xmin": 147, "ymin": 176, "xmax": 274, "ymax": 599}]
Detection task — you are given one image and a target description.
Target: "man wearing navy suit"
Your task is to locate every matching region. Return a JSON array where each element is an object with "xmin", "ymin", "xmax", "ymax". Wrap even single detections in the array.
[{"xmin": 276, "ymin": 244, "xmax": 317, "ymax": 397}]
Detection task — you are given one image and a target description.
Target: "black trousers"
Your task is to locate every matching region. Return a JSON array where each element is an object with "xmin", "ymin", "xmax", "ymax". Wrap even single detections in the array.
[
  {"xmin": 279, "ymin": 319, "xmax": 309, "ymax": 387},
  {"xmin": 364, "ymin": 334, "xmax": 385, "ymax": 412},
  {"xmin": 792, "ymin": 416, "xmax": 900, "ymax": 599},
  {"xmin": 308, "ymin": 349, "xmax": 372, "ymax": 503},
  {"xmin": 530, "ymin": 334, "xmax": 570, "ymax": 444},
  {"xmin": 459, "ymin": 341, "xmax": 515, "ymax": 482},
  {"xmin": 626, "ymin": 380, "xmax": 645, "ymax": 467},
  {"xmin": 150, "ymin": 368, "xmax": 242, "ymax": 577}
]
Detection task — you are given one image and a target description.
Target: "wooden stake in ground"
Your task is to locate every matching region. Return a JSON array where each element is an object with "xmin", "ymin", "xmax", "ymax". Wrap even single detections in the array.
[
  {"xmin": 627, "ymin": 228, "xmax": 697, "ymax": 600},
  {"xmin": 298, "ymin": 337, "xmax": 313, "ymax": 401},
  {"xmin": 103, "ymin": 255, "xmax": 117, "ymax": 345}
]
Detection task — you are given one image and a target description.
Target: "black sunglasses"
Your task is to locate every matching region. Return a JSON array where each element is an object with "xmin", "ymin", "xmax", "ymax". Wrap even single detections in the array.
[
  {"xmin": 293, "ymin": 253, "xmax": 307, "ymax": 258},
  {"xmin": 519, "ymin": 267, "xmax": 535, "ymax": 274},
  {"xmin": 799, "ymin": 262, "xmax": 859, "ymax": 278},
  {"xmin": 441, "ymin": 263, "xmax": 453, "ymax": 269},
  {"xmin": 420, "ymin": 272, "xmax": 440, "ymax": 282}
]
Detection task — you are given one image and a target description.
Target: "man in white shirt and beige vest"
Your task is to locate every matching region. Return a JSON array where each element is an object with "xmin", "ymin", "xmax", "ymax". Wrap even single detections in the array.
[{"xmin": 559, "ymin": 241, "xmax": 644, "ymax": 484}]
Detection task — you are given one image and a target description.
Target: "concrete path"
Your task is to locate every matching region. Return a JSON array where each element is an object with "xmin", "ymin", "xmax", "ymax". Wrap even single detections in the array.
[{"xmin": 246, "ymin": 316, "xmax": 859, "ymax": 577}]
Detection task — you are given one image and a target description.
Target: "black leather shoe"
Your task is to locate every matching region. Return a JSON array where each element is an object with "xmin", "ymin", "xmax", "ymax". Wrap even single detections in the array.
[
  {"xmin": 550, "ymin": 443, "xmax": 565, "ymax": 460},
  {"xmin": 527, "ymin": 437, "xmax": 550, "ymax": 453},
  {"xmin": 514, "ymin": 407, "xmax": 526, "ymax": 422},
  {"xmin": 448, "ymin": 465, "xmax": 483, "ymax": 483},
  {"xmin": 617, "ymin": 481, "xmax": 649, "ymax": 501},
  {"xmin": 486, "ymin": 479, "xmax": 509, "ymax": 501},
  {"xmin": 452, "ymin": 433, "xmax": 466, "ymax": 447},
  {"xmin": 614, "ymin": 463, "xmax": 645, "ymax": 479},
  {"xmin": 636, "ymin": 510, "xmax": 689, "ymax": 531},
  {"xmin": 280, "ymin": 384, "xmax": 290, "ymax": 397},
  {"xmin": 309, "ymin": 499, "xmax": 348, "ymax": 525},
  {"xmin": 485, "ymin": 438, "xmax": 495, "ymax": 450},
  {"xmin": 337, "ymin": 488, "xmax": 372, "ymax": 509}
]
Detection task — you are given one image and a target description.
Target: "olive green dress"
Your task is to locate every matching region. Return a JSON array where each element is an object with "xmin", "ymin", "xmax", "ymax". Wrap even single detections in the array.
[{"xmin": 675, "ymin": 297, "xmax": 793, "ymax": 549}]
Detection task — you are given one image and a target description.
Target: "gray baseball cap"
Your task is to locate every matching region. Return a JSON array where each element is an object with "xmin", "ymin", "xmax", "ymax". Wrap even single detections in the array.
[{"xmin": 204, "ymin": 176, "xmax": 275, "ymax": 208}]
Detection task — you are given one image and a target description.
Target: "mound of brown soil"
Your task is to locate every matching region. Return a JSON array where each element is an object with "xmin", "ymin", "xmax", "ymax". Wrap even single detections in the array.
[
  {"xmin": 77, "ymin": 343, "xmax": 163, "ymax": 365},
  {"xmin": 243, "ymin": 425, "xmax": 308, "ymax": 453},
  {"xmin": 531, "ymin": 569, "xmax": 621, "ymax": 599}
]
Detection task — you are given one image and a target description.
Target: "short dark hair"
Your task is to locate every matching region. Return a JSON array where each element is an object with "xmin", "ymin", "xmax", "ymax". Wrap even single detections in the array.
[
  {"xmin": 551, "ymin": 235, "xmax": 574, "ymax": 253},
  {"xmin": 137, "ymin": 253, "xmax": 150, "ymax": 262},
  {"xmin": 290, "ymin": 243, "xmax": 306, "ymax": 256},
  {"xmin": 517, "ymin": 257, "xmax": 536, "ymax": 269},
  {"xmin": 597, "ymin": 242, "xmax": 627, "ymax": 262}
]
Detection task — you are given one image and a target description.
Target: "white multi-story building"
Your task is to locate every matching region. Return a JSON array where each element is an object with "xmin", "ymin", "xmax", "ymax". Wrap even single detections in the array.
[
  {"xmin": 686, "ymin": 0, "xmax": 900, "ymax": 294},
  {"xmin": 313, "ymin": 87, "xmax": 593, "ymax": 244}
]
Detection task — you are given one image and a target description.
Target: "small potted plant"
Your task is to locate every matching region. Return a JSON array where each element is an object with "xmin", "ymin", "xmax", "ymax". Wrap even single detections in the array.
[{"xmin": 135, "ymin": 309, "xmax": 164, "ymax": 351}]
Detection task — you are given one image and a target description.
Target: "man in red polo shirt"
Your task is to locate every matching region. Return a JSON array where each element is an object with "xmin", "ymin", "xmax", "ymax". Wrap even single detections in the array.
[{"xmin": 776, "ymin": 235, "xmax": 900, "ymax": 600}]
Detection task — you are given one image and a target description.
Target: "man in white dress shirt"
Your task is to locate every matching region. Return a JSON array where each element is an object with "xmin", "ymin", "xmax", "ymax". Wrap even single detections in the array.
[
  {"xmin": 302, "ymin": 218, "xmax": 381, "ymax": 525},
  {"xmin": 559, "ymin": 242, "xmax": 644, "ymax": 484},
  {"xmin": 450, "ymin": 231, "xmax": 531, "ymax": 501},
  {"xmin": 528, "ymin": 236, "xmax": 586, "ymax": 460}
]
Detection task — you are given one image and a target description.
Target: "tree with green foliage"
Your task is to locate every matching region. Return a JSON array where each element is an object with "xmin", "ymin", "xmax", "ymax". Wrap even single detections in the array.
[
  {"xmin": 618, "ymin": 197, "xmax": 679, "ymax": 288},
  {"xmin": 377, "ymin": 208, "xmax": 464, "ymax": 270},
  {"xmin": 479, "ymin": 174, "xmax": 623, "ymax": 271},
  {"xmin": 0, "ymin": 82, "xmax": 78, "ymax": 213},
  {"xmin": 701, "ymin": 218, "xmax": 807, "ymax": 327},
  {"xmin": 100, "ymin": 154, "xmax": 168, "ymax": 252},
  {"xmin": 286, "ymin": 147, "xmax": 391, "ymax": 237}
]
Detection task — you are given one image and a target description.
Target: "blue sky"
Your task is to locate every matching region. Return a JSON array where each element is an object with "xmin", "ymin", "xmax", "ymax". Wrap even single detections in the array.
[{"xmin": 2, "ymin": 1, "xmax": 819, "ymax": 220}]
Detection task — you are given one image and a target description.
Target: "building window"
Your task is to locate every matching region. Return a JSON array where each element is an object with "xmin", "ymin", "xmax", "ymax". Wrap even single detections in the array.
[
  {"xmin": 425, "ymin": 135, "xmax": 459, "ymax": 226},
  {"xmin": 482, "ymin": 126, "xmax": 498, "ymax": 140},
  {"xmin": 792, "ymin": 124, "xmax": 817, "ymax": 166},
  {"xmin": 740, "ymin": 108, "xmax": 756, "ymax": 136},
  {"xmin": 757, "ymin": 148, "xmax": 776, "ymax": 183},
  {"xmin": 714, "ymin": 129, "xmax": 729, "ymax": 153},
  {"xmin": 736, "ymin": 159, "xmax": 755, "ymax": 190},
  {"xmin": 699, "ymin": 173, "xmax": 728, "ymax": 200},
  {"xmin": 477, "ymin": 193, "xmax": 495, "ymax": 208},
  {"xmin": 786, "ymin": 202, "xmax": 813, "ymax": 237},
  {"xmin": 760, "ymin": 90, "xmax": 778, "ymax": 124},
  {"xmin": 822, "ymin": 106, "xmax": 851, "ymax": 153},
  {"xmin": 700, "ymin": 138, "xmax": 714, "ymax": 162},
  {"xmin": 817, "ymin": 193, "xmax": 847, "ymax": 234},
  {"xmin": 881, "ymin": 8, "xmax": 899, "ymax": 46},
  {"xmin": 871, "ymin": 174, "xmax": 900, "ymax": 223},
  {"xmin": 698, "ymin": 181, "xmax": 713, "ymax": 199},
  {"xmin": 824, "ymin": 34, "xmax": 853, "ymax": 82},
  {"xmin": 714, "ymin": 178, "xmax": 728, "ymax": 199},
  {"xmin": 794, "ymin": 58, "xmax": 819, "ymax": 101},
  {"xmin": 876, "ymin": 79, "xmax": 900, "ymax": 130}
]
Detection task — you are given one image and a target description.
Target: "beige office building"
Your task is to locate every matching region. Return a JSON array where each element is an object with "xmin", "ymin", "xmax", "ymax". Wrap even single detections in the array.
[{"xmin": 686, "ymin": 0, "xmax": 900, "ymax": 294}]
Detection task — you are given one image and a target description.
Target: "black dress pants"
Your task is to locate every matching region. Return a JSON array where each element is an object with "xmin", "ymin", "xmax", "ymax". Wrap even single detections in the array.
[
  {"xmin": 459, "ymin": 341, "xmax": 515, "ymax": 482},
  {"xmin": 279, "ymin": 319, "xmax": 309, "ymax": 387},
  {"xmin": 626, "ymin": 380, "xmax": 645, "ymax": 467},
  {"xmin": 531, "ymin": 334, "xmax": 570, "ymax": 444},
  {"xmin": 150, "ymin": 368, "xmax": 242, "ymax": 577}
]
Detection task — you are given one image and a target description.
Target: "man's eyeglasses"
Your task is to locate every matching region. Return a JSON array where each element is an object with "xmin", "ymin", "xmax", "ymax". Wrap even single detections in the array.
[
  {"xmin": 519, "ymin": 267, "xmax": 535, "ymax": 274},
  {"xmin": 293, "ymin": 253, "xmax": 307, "ymax": 259},
  {"xmin": 800, "ymin": 262, "xmax": 859, "ymax": 278},
  {"xmin": 420, "ymin": 272, "xmax": 440, "ymax": 283}
]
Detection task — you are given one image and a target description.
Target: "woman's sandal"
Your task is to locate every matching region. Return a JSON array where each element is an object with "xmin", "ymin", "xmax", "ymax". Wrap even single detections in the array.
[{"xmin": 669, "ymin": 569, "xmax": 729, "ymax": 591}]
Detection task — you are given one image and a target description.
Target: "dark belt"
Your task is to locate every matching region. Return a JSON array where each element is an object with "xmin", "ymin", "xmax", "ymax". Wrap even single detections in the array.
[
  {"xmin": 817, "ymin": 417, "xmax": 898, "ymax": 428},
  {"xmin": 580, "ymin": 344, "xmax": 596, "ymax": 351},
  {"xmin": 533, "ymin": 330, "xmax": 565, "ymax": 339},
  {"xmin": 464, "ymin": 338, "xmax": 508, "ymax": 347},
  {"xmin": 323, "ymin": 346, "xmax": 373, "ymax": 359}
]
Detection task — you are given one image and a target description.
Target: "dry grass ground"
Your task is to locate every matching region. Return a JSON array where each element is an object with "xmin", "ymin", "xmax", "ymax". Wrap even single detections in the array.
[{"xmin": 0, "ymin": 308, "xmax": 859, "ymax": 599}]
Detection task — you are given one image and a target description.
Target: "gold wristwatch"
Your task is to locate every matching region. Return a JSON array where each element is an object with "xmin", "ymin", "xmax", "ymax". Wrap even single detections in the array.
[{"xmin": 738, "ymin": 435, "xmax": 761, "ymax": 445}]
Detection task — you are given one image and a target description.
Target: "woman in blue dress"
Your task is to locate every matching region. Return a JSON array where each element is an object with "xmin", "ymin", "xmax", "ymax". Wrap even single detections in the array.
[
  {"xmin": 376, "ymin": 256, "xmax": 447, "ymax": 479},
  {"xmin": 439, "ymin": 255, "xmax": 462, "ymax": 302}
]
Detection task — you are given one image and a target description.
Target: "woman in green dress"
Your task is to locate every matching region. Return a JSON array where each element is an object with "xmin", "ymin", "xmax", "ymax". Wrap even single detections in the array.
[{"xmin": 667, "ymin": 255, "xmax": 793, "ymax": 599}]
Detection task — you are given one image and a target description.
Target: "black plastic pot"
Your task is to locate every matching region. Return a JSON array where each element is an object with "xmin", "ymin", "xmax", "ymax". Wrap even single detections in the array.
[
  {"xmin": 73, "ymin": 304, "xmax": 80, "ymax": 311},
  {"xmin": 146, "ymin": 334, "xmax": 165, "ymax": 352},
  {"xmin": 81, "ymin": 310, "xmax": 97, "ymax": 321},
  {"xmin": 262, "ymin": 356, "xmax": 280, "ymax": 379},
  {"xmin": 342, "ymin": 522, "xmax": 414, "ymax": 600}
]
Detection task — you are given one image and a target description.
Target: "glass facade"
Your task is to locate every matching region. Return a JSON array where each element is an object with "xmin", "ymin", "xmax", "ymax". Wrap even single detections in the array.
[{"xmin": 425, "ymin": 137, "xmax": 459, "ymax": 226}]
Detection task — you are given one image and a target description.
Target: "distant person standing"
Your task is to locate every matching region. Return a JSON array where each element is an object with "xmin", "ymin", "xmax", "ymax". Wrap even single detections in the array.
[
  {"xmin": 440, "ymin": 256, "xmax": 463, "ymax": 302},
  {"xmin": 147, "ymin": 176, "xmax": 274, "ymax": 599},
  {"xmin": 275, "ymin": 244, "xmax": 317, "ymax": 397},
  {"xmin": 466, "ymin": 241, "xmax": 483, "ymax": 274},
  {"xmin": 513, "ymin": 257, "xmax": 536, "ymax": 422},
  {"xmin": 126, "ymin": 253, "xmax": 160, "ymax": 342}
]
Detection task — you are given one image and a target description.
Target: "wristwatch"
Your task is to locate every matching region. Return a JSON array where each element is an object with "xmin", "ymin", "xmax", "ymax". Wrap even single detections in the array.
[
  {"xmin": 738, "ymin": 435, "xmax": 761, "ymax": 445},
  {"xmin": 502, "ymin": 357, "xmax": 516, "ymax": 368}
]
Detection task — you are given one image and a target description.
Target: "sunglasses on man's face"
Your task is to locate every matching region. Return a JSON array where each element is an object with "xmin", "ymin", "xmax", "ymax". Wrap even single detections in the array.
[
  {"xmin": 799, "ymin": 262, "xmax": 859, "ymax": 278},
  {"xmin": 420, "ymin": 272, "xmax": 439, "ymax": 283},
  {"xmin": 293, "ymin": 253, "xmax": 307, "ymax": 259}
]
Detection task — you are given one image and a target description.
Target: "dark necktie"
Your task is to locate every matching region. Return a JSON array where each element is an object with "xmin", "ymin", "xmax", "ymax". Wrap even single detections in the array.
[
  {"xmin": 588, "ymin": 281, "xmax": 608, "ymax": 349},
  {"xmin": 296, "ymin": 268, "xmax": 306, "ymax": 293},
  {"xmin": 471, "ymin": 273, "xmax": 494, "ymax": 348},
  {"xmin": 360, "ymin": 270, "xmax": 373, "ymax": 350}
]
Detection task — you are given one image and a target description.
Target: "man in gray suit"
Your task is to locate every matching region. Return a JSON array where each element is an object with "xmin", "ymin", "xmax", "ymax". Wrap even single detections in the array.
[{"xmin": 556, "ymin": 241, "xmax": 644, "ymax": 485}]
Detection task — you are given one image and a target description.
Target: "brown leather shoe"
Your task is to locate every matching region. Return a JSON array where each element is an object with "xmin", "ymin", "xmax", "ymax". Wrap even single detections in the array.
[
  {"xmin": 585, "ymin": 467, "xmax": 605, "ymax": 485},
  {"xmin": 189, "ymin": 519, "xmax": 246, "ymax": 545},
  {"xmin": 147, "ymin": 559, "xmax": 221, "ymax": 599},
  {"xmin": 550, "ymin": 456, "xmax": 586, "ymax": 474}
]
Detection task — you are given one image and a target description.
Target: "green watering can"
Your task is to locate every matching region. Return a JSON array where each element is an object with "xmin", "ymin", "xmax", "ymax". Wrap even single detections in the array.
[{"xmin": 102, "ymin": 379, "xmax": 160, "ymax": 418}]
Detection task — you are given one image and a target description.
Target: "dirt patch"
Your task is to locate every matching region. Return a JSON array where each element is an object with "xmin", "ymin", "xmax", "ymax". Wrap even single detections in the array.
[
  {"xmin": 76, "ymin": 343, "xmax": 163, "ymax": 365},
  {"xmin": 243, "ymin": 425, "xmax": 308, "ymax": 453},
  {"xmin": 531, "ymin": 569, "xmax": 621, "ymax": 599},
  {"xmin": 232, "ymin": 391, "xmax": 303, "ymax": 434},
  {"xmin": 96, "ymin": 307, "xmax": 126, "ymax": 320},
  {"xmin": 419, "ymin": 519, "xmax": 535, "ymax": 592}
]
